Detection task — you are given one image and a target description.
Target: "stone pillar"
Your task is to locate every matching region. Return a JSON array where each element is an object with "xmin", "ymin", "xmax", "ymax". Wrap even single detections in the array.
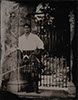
[
  {"xmin": 1, "ymin": 0, "xmax": 19, "ymax": 92},
  {"xmin": 68, "ymin": 10, "xmax": 76, "ymax": 95},
  {"xmin": 1, "ymin": 0, "xmax": 36, "ymax": 93}
]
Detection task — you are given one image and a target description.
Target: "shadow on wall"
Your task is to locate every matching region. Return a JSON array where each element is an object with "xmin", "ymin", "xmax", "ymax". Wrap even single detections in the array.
[{"xmin": 0, "ymin": 91, "xmax": 21, "ymax": 100}]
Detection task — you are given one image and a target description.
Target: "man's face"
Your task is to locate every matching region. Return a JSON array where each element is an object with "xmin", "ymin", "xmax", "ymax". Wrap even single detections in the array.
[{"xmin": 24, "ymin": 25, "xmax": 30, "ymax": 35}]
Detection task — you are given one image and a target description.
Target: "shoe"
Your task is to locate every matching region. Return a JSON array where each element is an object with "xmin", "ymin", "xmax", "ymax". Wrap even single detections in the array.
[{"xmin": 36, "ymin": 90, "xmax": 41, "ymax": 94}]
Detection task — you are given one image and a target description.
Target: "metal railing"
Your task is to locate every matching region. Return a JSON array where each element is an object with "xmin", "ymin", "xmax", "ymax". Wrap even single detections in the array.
[{"xmin": 39, "ymin": 55, "xmax": 69, "ymax": 89}]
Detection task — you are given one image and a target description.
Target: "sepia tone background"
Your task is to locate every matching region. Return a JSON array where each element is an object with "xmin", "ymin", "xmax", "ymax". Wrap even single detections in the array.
[{"xmin": 0, "ymin": 0, "xmax": 77, "ymax": 100}]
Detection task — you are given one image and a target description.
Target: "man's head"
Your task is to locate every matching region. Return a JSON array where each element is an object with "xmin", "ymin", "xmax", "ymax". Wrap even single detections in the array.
[{"xmin": 23, "ymin": 23, "xmax": 31, "ymax": 36}]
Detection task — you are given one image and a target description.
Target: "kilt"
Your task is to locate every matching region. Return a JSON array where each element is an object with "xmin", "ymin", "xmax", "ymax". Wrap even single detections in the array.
[{"xmin": 20, "ymin": 50, "xmax": 41, "ymax": 92}]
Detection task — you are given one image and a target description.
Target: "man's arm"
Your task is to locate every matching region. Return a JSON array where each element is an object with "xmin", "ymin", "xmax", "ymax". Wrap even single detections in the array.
[{"xmin": 35, "ymin": 35, "xmax": 44, "ymax": 50}]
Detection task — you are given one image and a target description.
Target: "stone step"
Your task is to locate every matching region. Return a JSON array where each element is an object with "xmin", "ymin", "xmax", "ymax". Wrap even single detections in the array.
[{"xmin": 17, "ymin": 90, "xmax": 75, "ymax": 100}]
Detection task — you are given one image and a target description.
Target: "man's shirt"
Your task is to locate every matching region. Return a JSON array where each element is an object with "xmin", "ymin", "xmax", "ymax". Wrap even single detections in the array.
[{"xmin": 18, "ymin": 33, "xmax": 44, "ymax": 51}]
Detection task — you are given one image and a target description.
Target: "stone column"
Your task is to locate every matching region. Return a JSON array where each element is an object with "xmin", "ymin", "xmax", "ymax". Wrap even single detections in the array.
[
  {"xmin": 1, "ymin": 0, "xmax": 19, "ymax": 92},
  {"xmin": 1, "ymin": 0, "xmax": 36, "ymax": 93},
  {"xmin": 68, "ymin": 10, "xmax": 76, "ymax": 95}
]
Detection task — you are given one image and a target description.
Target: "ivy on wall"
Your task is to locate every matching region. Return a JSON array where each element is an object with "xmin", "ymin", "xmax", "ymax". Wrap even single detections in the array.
[{"xmin": 1, "ymin": 0, "xmax": 36, "ymax": 83}]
